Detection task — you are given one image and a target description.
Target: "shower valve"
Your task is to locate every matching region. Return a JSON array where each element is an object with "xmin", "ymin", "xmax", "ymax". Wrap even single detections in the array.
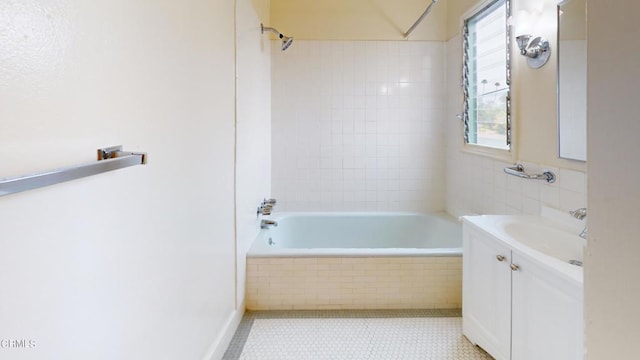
[
  {"xmin": 262, "ymin": 198, "xmax": 277, "ymax": 206},
  {"xmin": 257, "ymin": 198, "xmax": 277, "ymax": 218},
  {"xmin": 260, "ymin": 205, "xmax": 273, "ymax": 216}
]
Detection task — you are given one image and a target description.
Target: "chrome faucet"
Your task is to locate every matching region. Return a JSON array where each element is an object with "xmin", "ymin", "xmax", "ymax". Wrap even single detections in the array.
[
  {"xmin": 569, "ymin": 208, "xmax": 587, "ymax": 220},
  {"xmin": 260, "ymin": 219, "xmax": 278, "ymax": 229},
  {"xmin": 260, "ymin": 204, "xmax": 273, "ymax": 216},
  {"xmin": 569, "ymin": 208, "xmax": 588, "ymax": 239},
  {"xmin": 263, "ymin": 198, "xmax": 277, "ymax": 206},
  {"xmin": 256, "ymin": 198, "xmax": 277, "ymax": 218}
]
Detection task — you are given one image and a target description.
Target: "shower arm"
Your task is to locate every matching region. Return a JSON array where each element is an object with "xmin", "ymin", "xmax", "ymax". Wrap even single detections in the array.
[
  {"xmin": 404, "ymin": 0, "xmax": 439, "ymax": 38},
  {"xmin": 261, "ymin": 24, "xmax": 283, "ymax": 39},
  {"xmin": 260, "ymin": 23, "xmax": 294, "ymax": 51}
]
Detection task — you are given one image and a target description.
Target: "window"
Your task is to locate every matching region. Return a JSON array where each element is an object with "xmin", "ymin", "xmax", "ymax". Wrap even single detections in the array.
[{"xmin": 462, "ymin": 0, "xmax": 511, "ymax": 150}]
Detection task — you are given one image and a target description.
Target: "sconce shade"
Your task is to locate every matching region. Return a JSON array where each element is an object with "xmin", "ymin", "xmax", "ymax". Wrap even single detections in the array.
[{"xmin": 516, "ymin": 35, "xmax": 532, "ymax": 55}]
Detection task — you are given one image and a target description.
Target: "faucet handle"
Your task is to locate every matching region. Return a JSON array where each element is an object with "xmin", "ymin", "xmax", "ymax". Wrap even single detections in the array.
[
  {"xmin": 569, "ymin": 208, "xmax": 587, "ymax": 220},
  {"xmin": 257, "ymin": 199, "xmax": 277, "ymax": 218}
]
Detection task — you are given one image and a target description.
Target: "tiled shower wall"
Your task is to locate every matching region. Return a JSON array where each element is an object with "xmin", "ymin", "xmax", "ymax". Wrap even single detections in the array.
[
  {"xmin": 272, "ymin": 41, "xmax": 446, "ymax": 211},
  {"xmin": 444, "ymin": 35, "xmax": 587, "ymax": 217}
]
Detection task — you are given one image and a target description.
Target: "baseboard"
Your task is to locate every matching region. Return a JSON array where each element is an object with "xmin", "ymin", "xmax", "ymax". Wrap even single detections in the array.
[{"xmin": 202, "ymin": 303, "xmax": 245, "ymax": 360}]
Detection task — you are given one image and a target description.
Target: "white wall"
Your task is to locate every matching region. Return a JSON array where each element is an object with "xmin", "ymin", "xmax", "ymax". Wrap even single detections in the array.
[
  {"xmin": 235, "ymin": 0, "xmax": 272, "ymax": 309},
  {"xmin": 585, "ymin": 1, "xmax": 640, "ymax": 358},
  {"xmin": 0, "ymin": 1, "xmax": 237, "ymax": 359},
  {"xmin": 444, "ymin": 35, "xmax": 587, "ymax": 217},
  {"xmin": 272, "ymin": 40, "xmax": 446, "ymax": 212}
]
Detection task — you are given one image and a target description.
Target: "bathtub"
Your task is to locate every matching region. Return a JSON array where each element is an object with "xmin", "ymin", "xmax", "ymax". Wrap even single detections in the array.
[
  {"xmin": 246, "ymin": 212, "xmax": 463, "ymax": 310},
  {"xmin": 248, "ymin": 212, "xmax": 462, "ymax": 257}
]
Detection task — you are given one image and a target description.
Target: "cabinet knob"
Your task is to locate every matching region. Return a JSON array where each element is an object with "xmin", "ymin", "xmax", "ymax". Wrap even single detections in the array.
[
  {"xmin": 496, "ymin": 255, "xmax": 506, "ymax": 262},
  {"xmin": 510, "ymin": 263, "xmax": 520, "ymax": 271}
]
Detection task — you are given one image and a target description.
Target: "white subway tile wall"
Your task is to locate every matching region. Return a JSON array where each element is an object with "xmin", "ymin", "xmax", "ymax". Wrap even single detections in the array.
[
  {"xmin": 246, "ymin": 257, "xmax": 462, "ymax": 310},
  {"xmin": 444, "ymin": 36, "xmax": 586, "ymax": 217},
  {"xmin": 272, "ymin": 41, "xmax": 446, "ymax": 211}
]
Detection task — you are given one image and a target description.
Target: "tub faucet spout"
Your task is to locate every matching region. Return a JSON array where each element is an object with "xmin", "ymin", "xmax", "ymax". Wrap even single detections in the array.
[{"xmin": 261, "ymin": 219, "xmax": 278, "ymax": 229}]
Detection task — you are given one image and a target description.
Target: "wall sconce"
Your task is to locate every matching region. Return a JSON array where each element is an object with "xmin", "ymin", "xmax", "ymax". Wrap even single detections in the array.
[{"xmin": 515, "ymin": 35, "xmax": 551, "ymax": 69}]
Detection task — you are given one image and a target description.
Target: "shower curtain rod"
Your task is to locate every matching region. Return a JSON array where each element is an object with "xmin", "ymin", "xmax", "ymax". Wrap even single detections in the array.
[{"xmin": 404, "ymin": 0, "xmax": 439, "ymax": 38}]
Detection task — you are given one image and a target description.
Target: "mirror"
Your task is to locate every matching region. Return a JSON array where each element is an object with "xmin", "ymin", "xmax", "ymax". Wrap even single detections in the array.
[{"xmin": 557, "ymin": 0, "xmax": 587, "ymax": 161}]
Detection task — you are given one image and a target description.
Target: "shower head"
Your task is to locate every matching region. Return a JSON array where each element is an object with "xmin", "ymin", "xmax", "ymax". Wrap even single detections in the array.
[
  {"xmin": 261, "ymin": 23, "xmax": 294, "ymax": 51},
  {"xmin": 281, "ymin": 35, "xmax": 294, "ymax": 51}
]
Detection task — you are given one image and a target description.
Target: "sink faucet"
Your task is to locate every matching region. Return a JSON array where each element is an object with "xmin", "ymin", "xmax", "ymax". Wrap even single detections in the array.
[
  {"xmin": 569, "ymin": 208, "xmax": 588, "ymax": 239},
  {"xmin": 569, "ymin": 208, "xmax": 587, "ymax": 220},
  {"xmin": 260, "ymin": 219, "xmax": 278, "ymax": 229}
]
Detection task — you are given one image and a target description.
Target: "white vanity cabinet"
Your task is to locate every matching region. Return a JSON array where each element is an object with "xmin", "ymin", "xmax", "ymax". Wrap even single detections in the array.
[
  {"xmin": 510, "ymin": 252, "xmax": 583, "ymax": 360},
  {"xmin": 463, "ymin": 225, "xmax": 512, "ymax": 360},
  {"xmin": 463, "ymin": 220, "xmax": 584, "ymax": 360}
]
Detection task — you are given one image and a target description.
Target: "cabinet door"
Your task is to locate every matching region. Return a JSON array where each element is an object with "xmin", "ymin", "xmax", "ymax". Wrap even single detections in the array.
[
  {"xmin": 511, "ymin": 253, "xmax": 583, "ymax": 360},
  {"xmin": 463, "ymin": 225, "xmax": 512, "ymax": 360}
]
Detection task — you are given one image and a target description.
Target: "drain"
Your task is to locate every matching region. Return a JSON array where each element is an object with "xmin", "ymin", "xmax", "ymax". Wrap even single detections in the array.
[
  {"xmin": 568, "ymin": 260, "xmax": 583, "ymax": 267},
  {"xmin": 268, "ymin": 237, "xmax": 275, "ymax": 246}
]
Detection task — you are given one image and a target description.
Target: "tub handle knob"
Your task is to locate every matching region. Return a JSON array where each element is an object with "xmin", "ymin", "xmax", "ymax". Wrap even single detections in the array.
[
  {"xmin": 510, "ymin": 263, "xmax": 520, "ymax": 271},
  {"xmin": 496, "ymin": 255, "xmax": 506, "ymax": 262},
  {"xmin": 261, "ymin": 205, "xmax": 273, "ymax": 215}
]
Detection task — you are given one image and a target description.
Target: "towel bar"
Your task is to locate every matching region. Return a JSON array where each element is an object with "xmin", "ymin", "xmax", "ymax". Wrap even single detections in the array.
[
  {"xmin": 504, "ymin": 164, "xmax": 556, "ymax": 183},
  {"xmin": 0, "ymin": 145, "xmax": 146, "ymax": 197}
]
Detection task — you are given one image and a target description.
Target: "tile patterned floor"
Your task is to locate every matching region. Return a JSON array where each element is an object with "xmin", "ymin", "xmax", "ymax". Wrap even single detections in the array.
[{"xmin": 223, "ymin": 310, "xmax": 492, "ymax": 360}]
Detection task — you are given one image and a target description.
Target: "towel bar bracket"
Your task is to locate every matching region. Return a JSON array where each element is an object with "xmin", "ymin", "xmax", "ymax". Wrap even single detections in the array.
[{"xmin": 98, "ymin": 145, "xmax": 147, "ymax": 165}]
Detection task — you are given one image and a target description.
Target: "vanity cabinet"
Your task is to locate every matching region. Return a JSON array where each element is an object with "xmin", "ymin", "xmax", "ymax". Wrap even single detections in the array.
[
  {"xmin": 510, "ymin": 252, "xmax": 583, "ymax": 360},
  {"xmin": 462, "ymin": 225, "xmax": 512, "ymax": 360},
  {"xmin": 463, "ymin": 223, "xmax": 583, "ymax": 360}
]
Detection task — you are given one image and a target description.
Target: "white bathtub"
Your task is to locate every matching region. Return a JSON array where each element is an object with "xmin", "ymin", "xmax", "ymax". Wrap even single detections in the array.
[
  {"xmin": 246, "ymin": 212, "xmax": 464, "ymax": 310},
  {"xmin": 248, "ymin": 212, "xmax": 462, "ymax": 257}
]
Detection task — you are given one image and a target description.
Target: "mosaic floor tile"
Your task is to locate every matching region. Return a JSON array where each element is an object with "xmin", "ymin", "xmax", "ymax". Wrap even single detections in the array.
[{"xmin": 223, "ymin": 310, "xmax": 492, "ymax": 360}]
